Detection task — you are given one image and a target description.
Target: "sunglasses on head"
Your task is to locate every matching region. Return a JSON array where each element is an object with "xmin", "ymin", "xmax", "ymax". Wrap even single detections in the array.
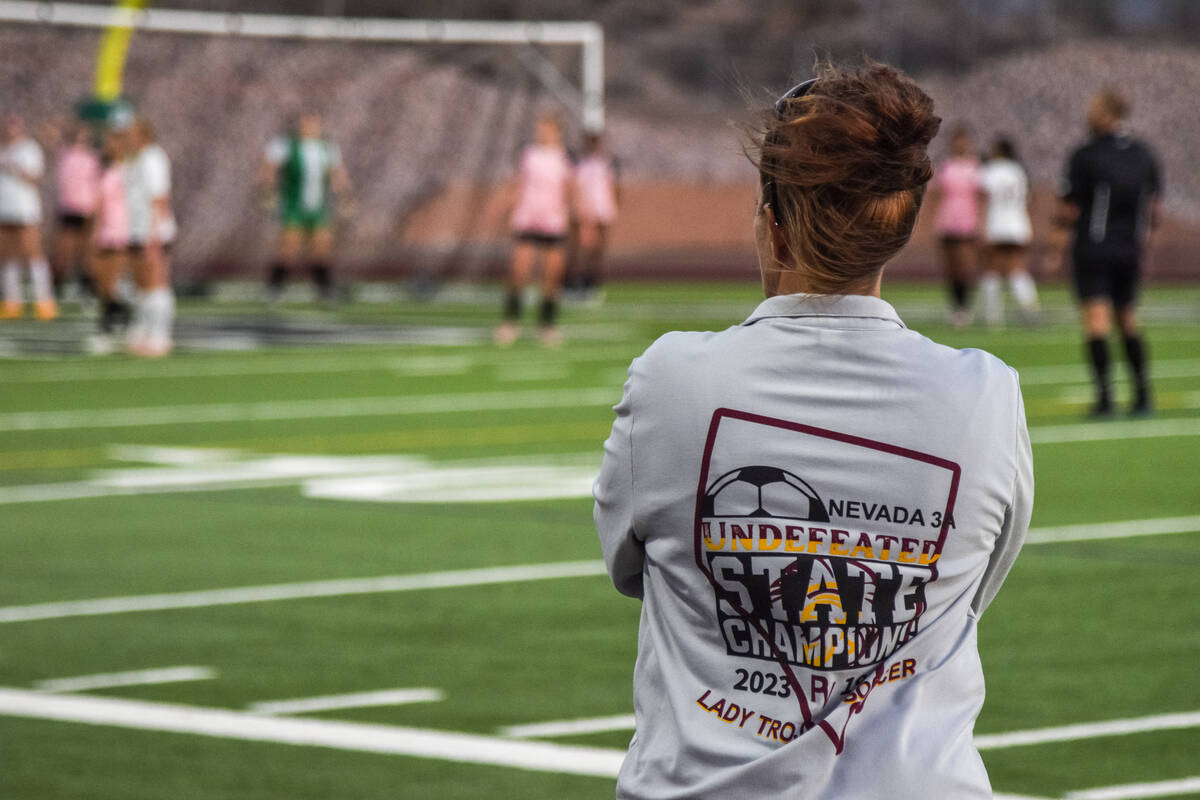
[{"xmin": 762, "ymin": 78, "xmax": 818, "ymax": 225}]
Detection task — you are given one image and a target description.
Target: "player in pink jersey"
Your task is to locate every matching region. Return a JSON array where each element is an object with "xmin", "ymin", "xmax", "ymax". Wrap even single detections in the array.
[
  {"xmin": 571, "ymin": 132, "xmax": 620, "ymax": 305},
  {"xmin": 54, "ymin": 124, "xmax": 101, "ymax": 303},
  {"xmin": 930, "ymin": 126, "xmax": 981, "ymax": 327},
  {"xmin": 495, "ymin": 113, "xmax": 573, "ymax": 347},
  {"xmin": 88, "ymin": 130, "xmax": 132, "ymax": 347}
]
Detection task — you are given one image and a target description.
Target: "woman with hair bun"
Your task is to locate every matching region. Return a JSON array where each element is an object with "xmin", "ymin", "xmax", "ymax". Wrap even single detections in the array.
[{"xmin": 595, "ymin": 62, "xmax": 1032, "ymax": 799}]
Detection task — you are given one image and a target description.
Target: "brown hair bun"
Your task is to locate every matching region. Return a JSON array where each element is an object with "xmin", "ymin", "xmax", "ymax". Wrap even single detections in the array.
[{"xmin": 757, "ymin": 61, "xmax": 942, "ymax": 293}]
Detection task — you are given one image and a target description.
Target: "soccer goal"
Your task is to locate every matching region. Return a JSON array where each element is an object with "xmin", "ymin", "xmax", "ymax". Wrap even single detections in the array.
[{"xmin": 0, "ymin": 1, "xmax": 605, "ymax": 288}]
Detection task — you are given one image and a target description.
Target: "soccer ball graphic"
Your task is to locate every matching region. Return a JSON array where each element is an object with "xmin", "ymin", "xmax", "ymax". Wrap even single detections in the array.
[{"xmin": 701, "ymin": 465, "xmax": 830, "ymax": 522}]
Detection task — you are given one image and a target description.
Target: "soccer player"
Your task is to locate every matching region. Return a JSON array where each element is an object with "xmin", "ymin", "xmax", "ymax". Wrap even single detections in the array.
[
  {"xmin": 572, "ymin": 131, "xmax": 620, "ymax": 306},
  {"xmin": 1056, "ymin": 89, "xmax": 1161, "ymax": 417},
  {"xmin": 494, "ymin": 112, "xmax": 573, "ymax": 347},
  {"xmin": 54, "ymin": 124, "xmax": 101, "ymax": 305},
  {"xmin": 978, "ymin": 137, "xmax": 1039, "ymax": 327},
  {"xmin": 260, "ymin": 112, "xmax": 351, "ymax": 305},
  {"xmin": 0, "ymin": 113, "xmax": 56, "ymax": 320},
  {"xmin": 88, "ymin": 129, "xmax": 132, "ymax": 352},
  {"xmin": 124, "ymin": 116, "xmax": 176, "ymax": 357},
  {"xmin": 595, "ymin": 63, "xmax": 1030, "ymax": 798},
  {"xmin": 930, "ymin": 125, "xmax": 980, "ymax": 328}
]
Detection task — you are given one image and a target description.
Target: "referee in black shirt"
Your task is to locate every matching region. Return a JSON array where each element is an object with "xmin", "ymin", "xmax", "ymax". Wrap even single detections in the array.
[{"xmin": 1057, "ymin": 89, "xmax": 1161, "ymax": 417}]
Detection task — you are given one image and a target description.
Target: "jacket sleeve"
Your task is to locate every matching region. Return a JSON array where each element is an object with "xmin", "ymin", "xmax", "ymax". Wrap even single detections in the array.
[
  {"xmin": 593, "ymin": 368, "xmax": 645, "ymax": 599},
  {"xmin": 972, "ymin": 372, "xmax": 1033, "ymax": 616}
]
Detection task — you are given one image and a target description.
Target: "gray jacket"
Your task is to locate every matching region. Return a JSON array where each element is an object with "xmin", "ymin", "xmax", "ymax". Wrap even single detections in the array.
[{"xmin": 595, "ymin": 293, "xmax": 1033, "ymax": 799}]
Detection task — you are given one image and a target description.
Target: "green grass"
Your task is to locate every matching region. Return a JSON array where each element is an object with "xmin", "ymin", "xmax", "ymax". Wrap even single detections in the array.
[{"xmin": 1, "ymin": 282, "xmax": 1198, "ymax": 799}]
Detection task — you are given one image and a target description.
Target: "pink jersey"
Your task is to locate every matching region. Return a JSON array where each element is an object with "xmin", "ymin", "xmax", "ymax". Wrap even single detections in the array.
[
  {"xmin": 93, "ymin": 164, "xmax": 129, "ymax": 249},
  {"xmin": 575, "ymin": 153, "xmax": 618, "ymax": 224},
  {"xmin": 933, "ymin": 156, "xmax": 980, "ymax": 237},
  {"xmin": 57, "ymin": 144, "xmax": 101, "ymax": 216},
  {"xmin": 509, "ymin": 144, "xmax": 572, "ymax": 236}
]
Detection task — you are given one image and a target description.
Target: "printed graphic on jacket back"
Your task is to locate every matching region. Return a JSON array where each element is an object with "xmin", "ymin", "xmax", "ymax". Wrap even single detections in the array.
[{"xmin": 694, "ymin": 409, "xmax": 961, "ymax": 674}]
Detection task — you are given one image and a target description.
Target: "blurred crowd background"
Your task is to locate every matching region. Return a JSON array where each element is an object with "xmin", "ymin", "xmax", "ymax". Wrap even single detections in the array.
[{"xmin": 2, "ymin": 0, "xmax": 1199, "ymax": 286}]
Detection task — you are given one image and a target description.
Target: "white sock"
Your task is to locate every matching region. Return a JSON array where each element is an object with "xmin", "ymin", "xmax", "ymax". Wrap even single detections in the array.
[
  {"xmin": 1009, "ymin": 271, "xmax": 1039, "ymax": 311},
  {"xmin": 149, "ymin": 287, "xmax": 175, "ymax": 349},
  {"xmin": 2, "ymin": 261, "xmax": 21, "ymax": 304},
  {"xmin": 128, "ymin": 290, "xmax": 150, "ymax": 347},
  {"xmin": 979, "ymin": 272, "xmax": 1003, "ymax": 326},
  {"xmin": 29, "ymin": 257, "xmax": 53, "ymax": 302}
]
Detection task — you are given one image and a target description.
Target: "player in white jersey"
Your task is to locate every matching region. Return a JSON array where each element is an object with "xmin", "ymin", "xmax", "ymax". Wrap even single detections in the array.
[
  {"xmin": 0, "ymin": 114, "xmax": 57, "ymax": 320},
  {"xmin": 124, "ymin": 117, "xmax": 177, "ymax": 357},
  {"xmin": 596, "ymin": 64, "xmax": 1031, "ymax": 800},
  {"xmin": 977, "ymin": 137, "xmax": 1039, "ymax": 327}
]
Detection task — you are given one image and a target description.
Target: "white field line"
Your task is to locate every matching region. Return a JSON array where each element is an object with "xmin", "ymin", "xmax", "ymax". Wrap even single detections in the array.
[
  {"xmin": 1025, "ymin": 516, "xmax": 1200, "ymax": 545},
  {"xmin": 249, "ymin": 688, "xmax": 443, "ymax": 716},
  {"xmin": 0, "ymin": 688, "xmax": 626, "ymax": 778},
  {"xmin": 974, "ymin": 711, "xmax": 1200, "ymax": 750},
  {"xmin": 0, "ymin": 387, "xmax": 619, "ymax": 432},
  {"xmin": 1065, "ymin": 777, "xmax": 1200, "ymax": 800},
  {"xmin": 1018, "ymin": 357, "xmax": 1200, "ymax": 387},
  {"xmin": 34, "ymin": 666, "xmax": 217, "ymax": 693},
  {"xmin": 0, "ymin": 515, "xmax": 1195, "ymax": 626},
  {"xmin": 0, "ymin": 561, "xmax": 608, "ymax": 624},
  {"xmin": 501, "ymin": 714, "xmax": 637, "ymax": 739},
  {"xmin": 1030, "ymin": 416, "xmax": 1200, "ymax": 444}
]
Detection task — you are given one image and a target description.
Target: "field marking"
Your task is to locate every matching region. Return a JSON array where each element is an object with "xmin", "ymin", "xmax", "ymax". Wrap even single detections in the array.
[
  {"xmin": 501, "ymin": 714, "xmax": 637, "ymax": 739},
  {"xmin": 1065, "ymin": 777, "xmax": 1200, "ymax": 800},
  {"xmin": 0, "ymin": 514, "xmax": 1195, "ymax": 625},
  {"xmin": 33, "ymin": 666, "xmax": 217, "ymax": 693},
  {"xmin": 1025, "ymin": 516, "xmax": 1200, "ymax": 545},
  {"xmin": 249, "ymin": 688, "xmax": 444, "ymax": 716},
  {"xmin": 1018, "ymin": 357, "xmax": 1200, "ymax": 387},
  {"xmin": 974, "ymin": 710, "xmax": 1200, "ymax": 750},
  {"xmin": 0, "ymin": 387, "xmax": 619, "ymax": 432},
  {"xmin": 1030, "ymin": 417, "xmax": 1200, "ymax": 444},
  {"xmin": 0, "ymin": 688, "xmax": 626, "ymax": 778},
  {"xmin": 0, "ymin": 561, "xmax": 608, "ymax": 624}
]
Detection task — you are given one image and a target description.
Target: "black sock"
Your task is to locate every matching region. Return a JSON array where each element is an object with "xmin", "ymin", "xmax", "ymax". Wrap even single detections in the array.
[
  {"xmin": 311, "ymin": 263, "xmax": 333, "ymax": 296},
  {"xmin": 267, "ymin": 262, "xmax": 289, "ymax": 289},
  {"xmin": 1087, "ymin": 337, "xmax": 1111, "ymax": 408},
  {"xmin": 950, "ymin": 279, "xmax": 969, "ymax": 309},
  {"xmin": 503, "ymin": 291, "xmax": 521, "ymax": 321},
  {"xmin": 101, "ymin": 299, "xmax": 129, "ymax": 333},
  {"xmin": 1122, "ymin": 334, "xmax": 1149, "ymax": 404},
  {"xmin": 539, "ymin": 297, "xmax": 559, "ymax": 327}
]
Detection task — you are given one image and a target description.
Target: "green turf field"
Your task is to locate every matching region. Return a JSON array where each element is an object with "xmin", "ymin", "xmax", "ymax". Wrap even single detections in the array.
[{"xmin": 1, "ymin": 282, "xmax": 1198, "ymax": 800}]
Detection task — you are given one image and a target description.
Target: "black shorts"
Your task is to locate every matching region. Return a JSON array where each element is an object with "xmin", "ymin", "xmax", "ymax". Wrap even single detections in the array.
[
  {"xmin": 1073, "ymin": 256, "xmax": 1140, "ymax": 309},
  {"xmin": 515, "ymin": 231, "xmax": 566, "ymax": 247},
  {"xmin": 127, "ymin": 241, "xmax": 173, "ymax": 257},
  {"xmin": 59, "ymin": 213, "xmax": 90, "ymax": 230},
  {"xmin": 939, "ymin": 234, "xmax": 976, "ymax": 246}
]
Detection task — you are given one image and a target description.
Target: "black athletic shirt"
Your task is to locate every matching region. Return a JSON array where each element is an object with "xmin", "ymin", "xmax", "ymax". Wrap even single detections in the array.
[{"xmin": 1061, "ymin": 132, "xmax": 1160, "ymax": 262}]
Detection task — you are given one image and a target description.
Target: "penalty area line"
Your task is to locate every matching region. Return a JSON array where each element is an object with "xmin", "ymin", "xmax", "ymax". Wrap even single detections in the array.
[{"xmin": 34, "ymin": 666, "xmax": 217, "ymax": 693}]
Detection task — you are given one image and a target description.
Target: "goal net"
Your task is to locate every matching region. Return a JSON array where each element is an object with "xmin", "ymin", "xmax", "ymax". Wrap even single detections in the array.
[{"xmin": 0, "ymin": 2, "xmax": 604, "ymax": 292}]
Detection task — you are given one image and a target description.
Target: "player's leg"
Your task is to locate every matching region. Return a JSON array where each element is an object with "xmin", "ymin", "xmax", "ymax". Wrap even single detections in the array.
[
  {"xmin": 0, "ymin": 225, "xmax": 20, "ymax": 318},
  {"xmin": 538, "ymin": 242, "xmax": 567, "ymax": 347},
  {"xmin": 581, "ymin": 222, "xmax": 610, "ymax": 306},
  {"xmin": 267, "ymin": 226, "xmax": 303, "ymax": 304},
  {"xmin": 18, "ymin": 224, "xmax": 56, "ymax": 320},
  {"xmin": 1112, "ymin": 260, "xmax": 1150, "ymax": 415},
  {"xmin": 88, "ymin": 248, "xmax": 127, "ymax": 351},
  {"xmin": 1003, "ymin": 245, "xmax": 1039, "ymax": 323},
  {"xmin": 1074, "ymin": 258, "xmax": 1115, "ymax": 417},
  {"xmin": 139, "ymin": 244, "xmax": 174, "ymax": 357},
  {"xmin": 495, "ymin": 238, "xmax": 537, "ymax": 346},
  {"xmin": 941, "ymin": 237, "xmax": 973, "ymax": 327},
  {"xmin": 308, "ymin": 225, "xmax": 335, "ymax": 304},
  {"xmin": 978, "ymin": 245, "xmax": 1004, "ymax": 328}
]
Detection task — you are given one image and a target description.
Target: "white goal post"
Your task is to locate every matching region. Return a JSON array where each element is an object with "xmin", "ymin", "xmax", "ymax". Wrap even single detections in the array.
[{"xmin": 0, "ymin": 1, "xmax": 606, "ymax": 130}]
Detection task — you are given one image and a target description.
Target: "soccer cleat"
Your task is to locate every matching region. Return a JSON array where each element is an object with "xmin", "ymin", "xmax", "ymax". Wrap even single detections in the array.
[
  {"xmin": 1, "ymin": 300, "xmax": 21, "ymax": 319},
  {"xmin": 1130, "ymin": 389, "xmax": 1153, "ymax": 418},
  {"xmin": 1087, "ymin": 396, "xmax": 1114, "ymax": 420},
  {"xmin": 538, "ymin": 325, "xmax": 563, "ymax": 349},
  {"xmin": 34, "ymin": 298, "xmax": 59, "ymax": 321},
  {"xmin": 492, "ymin": 322, "xmax": 520, "ymax": 347}
]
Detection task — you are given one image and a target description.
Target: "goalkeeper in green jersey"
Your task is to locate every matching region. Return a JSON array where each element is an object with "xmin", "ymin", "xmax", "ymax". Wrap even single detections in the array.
[{"xmin": 259, "ymin": 112, "xmax": 351, "ymax": 304}]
